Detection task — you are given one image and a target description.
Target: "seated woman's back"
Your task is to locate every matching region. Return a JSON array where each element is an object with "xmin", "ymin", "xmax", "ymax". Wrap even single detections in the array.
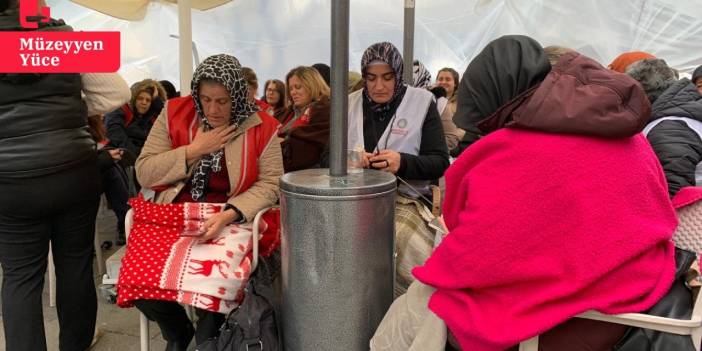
[{"xmin": 413, "ymin": 36, "xmax": 677, "ymax": 351}]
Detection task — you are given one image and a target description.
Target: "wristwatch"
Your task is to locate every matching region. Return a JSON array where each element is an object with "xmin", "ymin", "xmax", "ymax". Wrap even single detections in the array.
[{"xmin": 223, "ymin": 204, "xmax": 245, "ymax": 223}]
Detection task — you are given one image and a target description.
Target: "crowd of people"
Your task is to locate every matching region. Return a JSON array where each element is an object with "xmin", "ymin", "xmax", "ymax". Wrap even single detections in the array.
[{"xmin": 3, "ymin": 0, "xmax": 702, "ymax": 350}]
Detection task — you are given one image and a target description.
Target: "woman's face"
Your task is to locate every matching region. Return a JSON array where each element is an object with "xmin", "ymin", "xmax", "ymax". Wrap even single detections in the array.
[
  {"xmin": 437, "ymin": 71, "xmax": 456, "ymax": 97},
  {"xmin": 696, "ymin": 77, "xmax": 702, "ymax": 95},
  {"xmin": 135, "ymin": 91, "xmax": 152, "ymax": 115},
  {"xmin": 198, "ymin": 81, "xmax": 232, "ymax": 128},
  {"xmin": 265, "ymin": 83, "xmax": 281, "ymax": 105},
  {"xmin": 365, "ymin": 63, "xmax": 396, "ymax": 104},
  {"xmin": 288, "ymin": 75, "xmax": 312, "ymax": 108}
]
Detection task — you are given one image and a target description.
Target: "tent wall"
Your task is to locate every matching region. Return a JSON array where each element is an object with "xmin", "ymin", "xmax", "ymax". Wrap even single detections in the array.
[{"xmin": 49, "ymin": 0, "xmax": 702, "ymax": 92}]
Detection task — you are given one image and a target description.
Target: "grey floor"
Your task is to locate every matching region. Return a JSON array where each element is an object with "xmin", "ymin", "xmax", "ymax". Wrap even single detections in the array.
[{"xmin": 0, "ymin": 205, "xmax": 171, "ymax": 351}]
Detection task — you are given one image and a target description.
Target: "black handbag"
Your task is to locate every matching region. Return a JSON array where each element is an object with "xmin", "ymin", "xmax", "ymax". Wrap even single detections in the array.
[
  {"xmin": 195, "ymin": 268, "xmax": 280, "ymax": 351},
  {"xmin": 613, "ymin": 247, "xmax": 697, "ymax": 351}
]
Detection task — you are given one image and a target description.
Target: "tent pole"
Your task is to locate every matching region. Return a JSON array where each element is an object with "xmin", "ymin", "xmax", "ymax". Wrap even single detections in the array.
[
  {"xmin": 329, "ymin": 0, "xmax": 350, "ymax": 176},
  {"xmin": 178, "ymin": 0, "xmax": 193, "ymax": 95},
  {"xmin": 402, "ymin": 0, "xmax": 415, "ymax": 84}
]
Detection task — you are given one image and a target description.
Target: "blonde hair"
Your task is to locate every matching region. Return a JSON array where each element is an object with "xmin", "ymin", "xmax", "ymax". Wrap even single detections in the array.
[
  {"xmin": 543, "ymin": 46, "xmax": 574, "ymax": 66},
  {"xmin": 285, "ymin": 66, "xmax": 330, "ymax": 106}
]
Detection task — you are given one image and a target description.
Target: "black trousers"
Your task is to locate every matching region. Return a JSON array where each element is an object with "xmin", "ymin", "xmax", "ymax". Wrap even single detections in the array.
[
  {"xmin": 101, "ymin": 164, "xmax": 130, "ymax": 237},
  {"xmin": 0, "ymin": 160, "xmax": 100, "ymax": 351},
  {"xmin": 134, "ymin": 299, "xmax": 225, "ymax": 346}
]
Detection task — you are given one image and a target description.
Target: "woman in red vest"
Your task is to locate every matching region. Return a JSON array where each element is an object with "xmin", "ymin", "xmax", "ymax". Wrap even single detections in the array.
[
  {"xmin": 105, "ymin": 79, "xmax": 167, "ymax": 158},
  {"xmin": 125, "ymin": 54, "xmax": 283, "ymax": 349}
]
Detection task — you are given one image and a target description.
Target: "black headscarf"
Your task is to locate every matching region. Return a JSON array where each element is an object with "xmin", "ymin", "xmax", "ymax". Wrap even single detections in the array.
[
  {"xmin": 453, "ymin": 35, "xmax": 551, "ymax": 133},
  {"xmin": 361, "ymin": 42, "xmax": 408, "ymax": 115},
  {"xmin": 312, "ymin": 63, "xmax": 331, "ymax": 87},
  {"xmin": 189, "ymin": 54, "xmax": 258, "ymax": 201}
]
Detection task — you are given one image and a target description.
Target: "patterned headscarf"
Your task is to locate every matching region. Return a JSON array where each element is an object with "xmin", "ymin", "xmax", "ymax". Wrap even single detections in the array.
[
  {"xmin": 361, "ymin": 42, "xmax": 407, "ymax": 113},
  {"xmin": 189, "ymin": 54, "xmax": 258, "ymax": 201},
  {"xmin": 412, "ymin": 60, "xmax": 432, "ymax": 88}
]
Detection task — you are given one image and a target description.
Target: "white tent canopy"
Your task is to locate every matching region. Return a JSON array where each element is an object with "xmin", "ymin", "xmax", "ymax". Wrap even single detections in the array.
[{"xmin": 48, "ymin": 0, "xmax": 702, "ymax": 93}]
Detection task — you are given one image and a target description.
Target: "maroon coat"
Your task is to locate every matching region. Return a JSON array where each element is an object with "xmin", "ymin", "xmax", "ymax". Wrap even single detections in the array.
[{"xmin": 280, "ymin": 96, "xmax": 331, "ymax": 172}]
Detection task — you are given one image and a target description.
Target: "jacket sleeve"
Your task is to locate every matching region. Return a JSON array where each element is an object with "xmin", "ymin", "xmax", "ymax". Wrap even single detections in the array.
[
  {"xmin": 646, "ymin": 120, "xmax": 702, "ymax": 197},
  {"xmin": 105, "ymin": 106, "xmax": 137, "ymax": 153},
  {"xmin": 440, "ymin": 100, "xmax": 465, "ymax": 151},
  {"xmin": 135, "ymin": 104, "xmax": 190, "ymax": 188},
  {"xmin": 227, "ymin": 132, "xmax": 283, "ymax": 221},
  {"xmin": 398, "ymin": 101, "xmax": 450, "ymax": 181},
  {"xmin": 450, "ymin": 124, "xmax": 483, "ymax": 158},
  {"xmin": 96, "ymin": 149, "xmax": 115, "ymax": 173},
  {"xmin": 81, "ymin": 73, "xmax": 131, "ymax": 116}
]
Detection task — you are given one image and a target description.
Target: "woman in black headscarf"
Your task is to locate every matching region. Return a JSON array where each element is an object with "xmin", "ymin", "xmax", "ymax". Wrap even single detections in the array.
[
  {"xmin": 349, "ymin": 42, "xmax": 449, "ymax": 198},
  {"xmin": 347, "ymin": 42, "xmax": 449, "ymax": 296},
  {"xmin": 417, "ymin": 35, "xmax": 666, "ymax": 351}
]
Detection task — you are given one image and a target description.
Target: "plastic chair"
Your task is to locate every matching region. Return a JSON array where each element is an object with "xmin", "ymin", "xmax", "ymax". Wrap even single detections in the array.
[
  {"xmin": 124, "ymin": 206, "xmax": 277, "ymax": 351},
  {"xmin": 519, "ymin": 196, "xmax": 702, "ymax": 351},
  {"xmin": 518, "ymin": 294, "xmax": 702, "ymax": 351}
]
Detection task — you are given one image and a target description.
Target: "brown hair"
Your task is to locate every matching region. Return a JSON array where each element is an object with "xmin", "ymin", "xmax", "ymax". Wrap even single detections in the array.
[
  {"xmin": 87, "ymin": 114, "xmax": 107, "ymax": 142},
  {"xmin": 262, "ymin": 79, "xmax": 286, "ymax": 111},
  {"xmin": 437, "ymin": 67, "xmax": 460, "ymax": 97},
  {"xmin": 284, "ymin": 66, "xmax": 330, "ymax": 106},
  {"xmin": 130, "ymin": 79, "xmax": 166, "ymax": 113},
  {"xmin": 241, "ymin": 67, "xmax": 259, "ymax": 91}
]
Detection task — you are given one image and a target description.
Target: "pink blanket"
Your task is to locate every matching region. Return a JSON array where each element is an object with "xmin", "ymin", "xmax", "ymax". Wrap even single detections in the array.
[{"xmin": 413, "ymin": 129, "xmax": 677, "ymax": 350}]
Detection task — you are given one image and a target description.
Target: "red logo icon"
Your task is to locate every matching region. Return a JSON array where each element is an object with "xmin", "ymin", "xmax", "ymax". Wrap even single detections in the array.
[{"xmin": 19, "ymin": 0, "xmax": 50, "ymax": 29}]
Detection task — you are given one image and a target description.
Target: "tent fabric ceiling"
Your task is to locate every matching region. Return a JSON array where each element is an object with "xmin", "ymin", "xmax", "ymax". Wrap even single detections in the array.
[
  {"xmin": 51, "ymin": 0, "xmax": 702, "ymax": 92},
  {"xmin": 69, "ymin": 0, "xmax": 231, "ymax": 20}
]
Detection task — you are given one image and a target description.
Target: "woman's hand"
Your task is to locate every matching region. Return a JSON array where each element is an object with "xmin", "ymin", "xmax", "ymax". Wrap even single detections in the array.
[
  {"xmin": 363, "ymin": 152, "xmax": 374, "ymax": 168},
  {"xmin": 200, "ymin": 209, "xmax": 239, "ymax": 240},
  {"xmin": 369, "ymin": 149, "xmax": 401, "ymax": 174},
  {"xmin": 185, "ymin": 124, "xmax": 237, "ymax": 163},
  {"xmin": 107, "ymin": 148, "xmax": 123, "ymax": 161}
]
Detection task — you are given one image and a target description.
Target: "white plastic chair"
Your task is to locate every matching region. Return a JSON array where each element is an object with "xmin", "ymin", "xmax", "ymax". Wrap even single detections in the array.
[
  {"xmin": 519, "ymin": 197, "xmax": 702, "ymax": 351},
  {"xmin": 124, "ymin": 206, "xmax": 277, "ymax": 351},
  {"xmin": 518, "ymin": 294, "xmax": 702, "ymax": 351}
]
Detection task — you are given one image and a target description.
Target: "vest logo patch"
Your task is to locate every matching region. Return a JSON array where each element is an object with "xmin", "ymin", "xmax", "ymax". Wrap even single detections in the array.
[{"xmin": 391, "ymin": 128, "xmax": 409, "ymax": 136}]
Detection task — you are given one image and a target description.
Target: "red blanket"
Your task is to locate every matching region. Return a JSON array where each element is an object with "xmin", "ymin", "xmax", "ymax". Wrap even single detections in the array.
[
  {"xmin": 117, "ymin": 197, "xmax": 279, "ymax": 313},
  {"xmin": 413, "ymin": 130, "xmax": 677, "ymax": 350}
]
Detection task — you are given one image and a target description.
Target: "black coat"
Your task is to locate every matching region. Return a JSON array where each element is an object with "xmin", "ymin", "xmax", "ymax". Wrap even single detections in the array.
[
  {"xmin": 105, "ymin": 98, "xmax": 163, "ymax": 157},
  {"xmin": 0, "ymin": 16, "xmax": 94, "ymax": 178},
  {"xmin": 646, "ymin": 78, "xmax": 702, "ymax": 197}
]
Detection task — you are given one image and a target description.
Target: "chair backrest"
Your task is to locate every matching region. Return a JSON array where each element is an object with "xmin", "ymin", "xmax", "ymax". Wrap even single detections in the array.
[
  {"xmin": 672, "ymin": 196, "xmax": 702, "ymax": 325},
  {"xmin": 673, "ymin": 199, "xmax": 702, "ymax": 254}
]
